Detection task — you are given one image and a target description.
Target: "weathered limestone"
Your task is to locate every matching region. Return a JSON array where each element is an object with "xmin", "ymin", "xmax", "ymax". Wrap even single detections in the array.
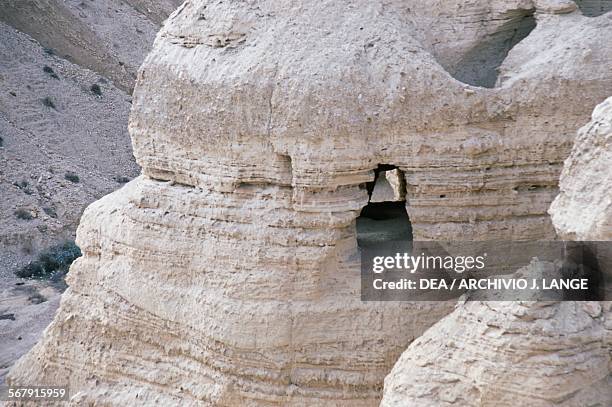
[
  {"xmin": 131, "ymin": 0, "xmax": 612, "ymax": 240},
  {"xmin": 549, "ymin": 96, "xmax": 612, "ymax": 240},
  {"xmin": 7, "ymin": 0, "xmax": 612, "ymax": 405},
  {"xmin": 381, "ymin": 298, "xmax": 611, "ymax": 406},
  {"xmin": 381, "ymin": 99, "xmax": 612, "ymax": 406},
  {"xmin": 8, "ymin": 176, "xmax": 454, "ymax": 405},
  {"xmin": 370, "ymin": 170, "xmax": 405, "ymax": 203}
]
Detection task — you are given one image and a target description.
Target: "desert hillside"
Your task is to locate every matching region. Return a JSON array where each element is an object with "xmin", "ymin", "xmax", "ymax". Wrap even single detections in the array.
[
  {"xmin": 0, "ymin": 0, "xmax": 182, "ymax": 277},
  {"xmin": 0, "ymin": 0, "xmax": 180, "ymax": 386}
]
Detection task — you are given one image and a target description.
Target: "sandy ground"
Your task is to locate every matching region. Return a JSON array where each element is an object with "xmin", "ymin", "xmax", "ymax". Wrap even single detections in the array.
[{"xmin": 0, "ymin": 276, "xmax": 61, "ymax": 387}]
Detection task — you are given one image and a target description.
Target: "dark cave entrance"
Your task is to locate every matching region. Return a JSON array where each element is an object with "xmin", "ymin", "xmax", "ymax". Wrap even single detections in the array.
[{"xmin": 356, "ymin": 165, "xmax": 413, "ymax": 248}]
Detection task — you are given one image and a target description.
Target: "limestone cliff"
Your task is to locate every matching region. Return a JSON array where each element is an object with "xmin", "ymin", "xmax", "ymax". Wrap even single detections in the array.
[
  {"xmin": 549, "ymin": 96, "xmax": 612, "ymax": 240},
  {"xmin": 7, "ymin": 0, "xmax": 612, "ymax": 405},
  {"xmin": 381, "ymin": 299, "xmax": 611, "ymax": 406},
  {"xmin": 381, "ymin": 97, "xmax": 612, "ymax": 407}
]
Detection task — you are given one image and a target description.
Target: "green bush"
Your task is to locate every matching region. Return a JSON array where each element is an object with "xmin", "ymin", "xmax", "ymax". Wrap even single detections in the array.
[
  {"xmin": 13, "ymin": 180, "xmax": 28, "ymax": 189},
  {"xmin": 14, "ymin": 208, "xmax": 33, "ymax": 220},
  {"xmin": 15, "ymin": 241, "xmax": 82, "ymax": 280},
  {"xmin": 114, "ymin": 176, "xmax": 130, "ymax": 183},
  {"xmin": 42, "ymin": 96, "xmax": 56, "ymax": 109},
  {"xmin": 90, "ymin": 84, "xmax": 102, "ymax": 96},
  {"xmin": 42, "ymin": 206, "xmax": 57, "ymax": 218},
  {"xmin": 43, "ymin": 65, "xmax": 59, "ymax": 79},
  {"xmin": 64, "ymin": 172, "xmax": 80, "ymax": 183}
]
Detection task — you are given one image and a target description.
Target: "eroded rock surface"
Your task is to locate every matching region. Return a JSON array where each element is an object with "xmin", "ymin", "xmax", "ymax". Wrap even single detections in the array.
[
  {"xmin": 549, "ymin": 96, "xmax": 612, "ymax": 240},
  {"xmin": 7, "ymin": 0, "xmax": 612, "ymax": 405},
  {"xmin": 381, "ymin": 97, "xmax": 612, "ymax": 406},
  {"xmin": 381, "ymin": 298, "xmax": 611, "ymax": 406}
]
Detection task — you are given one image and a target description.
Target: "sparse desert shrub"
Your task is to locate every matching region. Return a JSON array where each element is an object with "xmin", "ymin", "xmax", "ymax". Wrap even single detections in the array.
[
  {"xmin": 14, "ymin": 208, "xmax": 33, "ymax": 220},
  {"xmin": 15, "ymin": 241, "xmax": 82, "ymax": 283},
  {"xmin": 43, "ymin": 65, "xmax": 59, "ymax": 79},
  {"xmin": 64, "ymin": 172, "xmax": 80, "ymax": 183},
  {"xmin": 13, "ymin": 180, "xmax": 32, "ymax": 194},
  {"xmin": 13, "ymin": 180, "xmax": 28, "ymax": 189},
  {"xmin": 42, "ymin": 206, "xmax": 57, "ymax": 218},
  {"xmin": 114, "ymin": 176, "xmax": 130, "ymax": 183},
  {"xmin": 42, "ymin": 96, "xmax": 56, "ymax": 109},
  {"xmin": 43, "ymin": 47, "xmax": 54, "ymax": 55},
  {"xmin": 90, "ymin": 84, "xmax": 102, "ymax": 96}
]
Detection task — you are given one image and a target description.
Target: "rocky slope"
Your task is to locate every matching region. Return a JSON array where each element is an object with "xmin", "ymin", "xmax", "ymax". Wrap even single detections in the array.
[
  {"xmin": 0, "ymin": 0, "xmax": 181, "ymax": 276},
  {"xmin": 6, "ymin": 0, "xmax": 612, "ymax": 405},
  {"xmin": 0, "ymin": 21, "xmax": 138, "ymax": 276},
  {"xmin": 0, "ymin": 0, "xmax": 180, "ymax": 390},
  {"xmin": 0, "ymin": 0, "xmax": 183, "ymax": 92}
]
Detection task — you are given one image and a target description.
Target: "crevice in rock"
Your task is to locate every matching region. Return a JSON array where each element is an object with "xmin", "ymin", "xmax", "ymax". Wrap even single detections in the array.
[
  {"xmin": 574, "ymin": 0, "xmax": 612, "ymax": 16},
  {"xmin": 357, "ymin": 165, "xmax": 412, "ymax": 247},
  {"xmin": 448, "ymin": 9, "xmax": 536, "ymax": 88}
]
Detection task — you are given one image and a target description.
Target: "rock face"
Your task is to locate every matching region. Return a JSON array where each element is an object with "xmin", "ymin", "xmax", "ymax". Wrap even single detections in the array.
[
  {"xmin": 381, "ymin": 99, "xmax": 612, "ymax": 406},
  {"xmin": 381, "ymin": 298, "xmax": 612, "ymax": 406},
  {"xmin": 129, "ymin": 0, "xmax": 612, "ymax": 241},
  {"xmin": 7, "ymin": 0, "xmax": 612, "ymax": 405},
  {"xmin": 549, "ymin": 96, "xmax": 612, "ymax": 240}
]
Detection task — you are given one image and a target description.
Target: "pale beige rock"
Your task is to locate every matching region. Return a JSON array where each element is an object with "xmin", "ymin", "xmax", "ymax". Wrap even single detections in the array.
[
  {"xmin": 9, "ymin": 177, "xmax": 453, "ymax": 405},
  {"xmin": 382, "ymin": 97, "xmax": 612, "ymax": 407},
  {"xmin": 370, "ymin": 170, "xmax": 405, "ymax": 203},
  {"xmin": 381, "ymin": 296, "xmax": 612, "ymax": 407},
  {"xmin": 549, "ymin": 96, "xmax": 612, "ymax": 240},
  {"xmin": 7, "ymin": 0, "xmax": 612, "ymax": 405}
]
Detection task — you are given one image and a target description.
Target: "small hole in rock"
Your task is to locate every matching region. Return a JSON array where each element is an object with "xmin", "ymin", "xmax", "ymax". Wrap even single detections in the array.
[{"xmin": 357, "ymin": 165, "xmax": 412, "ymax": 248}]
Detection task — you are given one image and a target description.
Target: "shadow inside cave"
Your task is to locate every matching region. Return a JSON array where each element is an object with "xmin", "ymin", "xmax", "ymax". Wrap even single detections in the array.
[{"xmin": 356, "ymin": 164, "xmax": 413, "ymax": 249}]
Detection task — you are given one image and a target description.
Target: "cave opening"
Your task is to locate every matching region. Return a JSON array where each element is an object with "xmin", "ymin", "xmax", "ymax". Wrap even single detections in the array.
[
  {"xmin": 450, "ymin": 8, "xmax": 536, "ymax": 88},
  {"xmin": 574, "ymin": 0, "xmax": 612, "ymax": 16},
  {"xmin": 356, "ymin": 165, "xmax": 413, "ymax": 248}
]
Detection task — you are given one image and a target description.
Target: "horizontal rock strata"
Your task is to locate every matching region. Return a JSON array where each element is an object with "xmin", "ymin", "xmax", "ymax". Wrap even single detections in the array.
[
  {"xmin": 381, "ymin": 95, "xmax": 612, "ymax": 407},
  {"xmin": 8, "ymin": 1, "xmax": 612, "ymax": 405},
  {"xmin": 381, "ymin": 297, "xmax": 612, "ymax": 406}
]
